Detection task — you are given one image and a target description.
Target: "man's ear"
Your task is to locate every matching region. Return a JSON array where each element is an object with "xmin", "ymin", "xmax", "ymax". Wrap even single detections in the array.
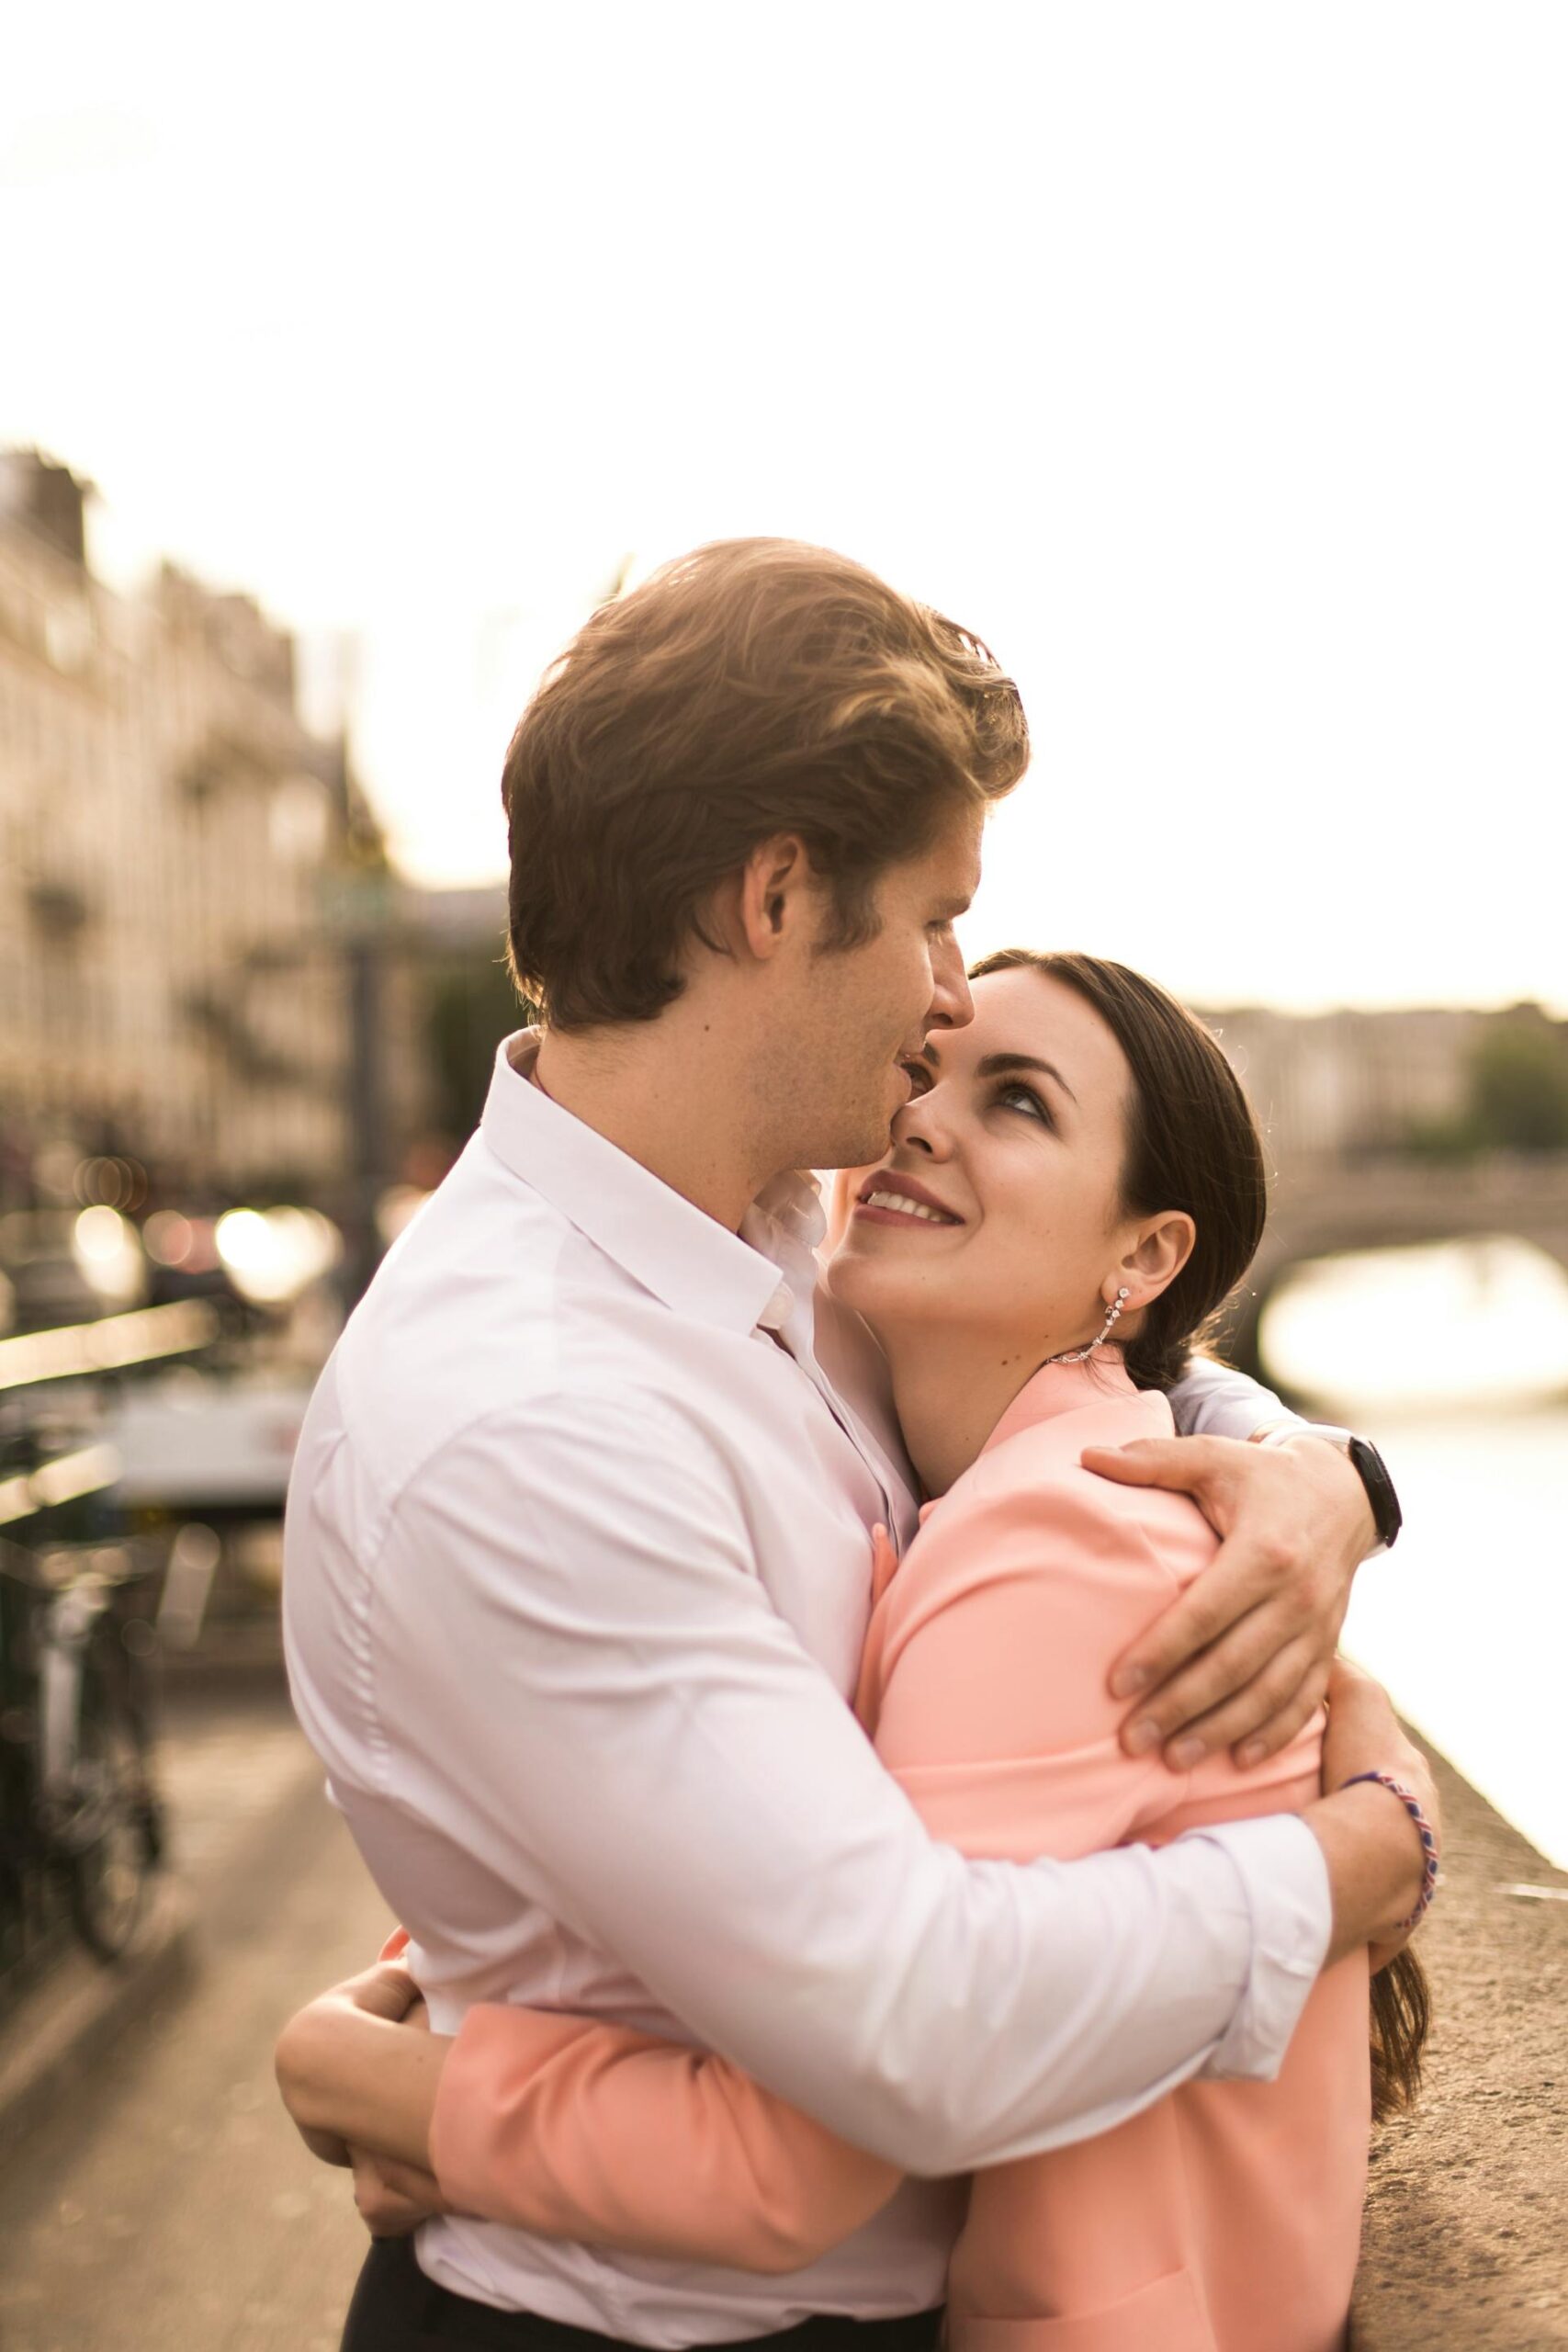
[
  {"xmin": 734, "ymin": 834, "xmax": 812, "ymax": 961},
  {"xmin": 1120, "ymin": 1211, "xmax": 1196, "ymax": 1310}
]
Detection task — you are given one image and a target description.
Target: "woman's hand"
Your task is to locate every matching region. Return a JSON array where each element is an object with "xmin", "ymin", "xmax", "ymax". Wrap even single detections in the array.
[
  {"xmin": 275, "ymin": 1958, "xmax": 447, "ymax": 2176},
  {"xmin": 1085, "ymin": 1431, "xmax": 1371, "ymax": 1768},
  {"xmin": 350, "ymin": 2146, "xmax": 451, "ymax": 2237}
]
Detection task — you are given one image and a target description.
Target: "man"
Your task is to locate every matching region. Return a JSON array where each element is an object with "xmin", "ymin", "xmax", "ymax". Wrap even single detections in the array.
[{"xmin": 282, "ymin": 540, "xmax": 1431, "ymax": 2349}]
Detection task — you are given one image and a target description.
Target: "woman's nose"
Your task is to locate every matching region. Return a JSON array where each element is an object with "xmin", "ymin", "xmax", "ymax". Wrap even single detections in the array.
[{"xmin": 891, "ymin": 1090, "xmax": 951, "ymax": 1159}]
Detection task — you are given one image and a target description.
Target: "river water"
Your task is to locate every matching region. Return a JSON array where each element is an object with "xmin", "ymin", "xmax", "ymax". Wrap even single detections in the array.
[
  {"xmin": 1262, "ymin": 1238, "xmax": 1568, "ymax": 1869},
  {"xmin": 1341, "ymin": 1400, "xmax": 1567, "ymax": 1869}
]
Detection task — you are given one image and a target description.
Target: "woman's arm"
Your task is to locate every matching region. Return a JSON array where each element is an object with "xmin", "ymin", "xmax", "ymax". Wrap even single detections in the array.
[
  {"xmin": 277, "ymin": 1971, "xmax": 899, "ymax": 2272},
  {"xmin": 435, "ymin": 2008, "xmax": 900, "ymax": 2270}
]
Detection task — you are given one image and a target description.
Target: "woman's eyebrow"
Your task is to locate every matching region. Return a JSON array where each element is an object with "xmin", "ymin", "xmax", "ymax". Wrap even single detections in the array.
[{"xmin": 974, "ymin": 1051, "xmax": 1078, "ymax": 1104}]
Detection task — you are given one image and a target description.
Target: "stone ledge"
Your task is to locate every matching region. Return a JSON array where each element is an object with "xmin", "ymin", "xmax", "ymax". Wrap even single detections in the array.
[{"xmin": 1353, "ymin": 1738, "xmax": 1568, "ymax": 2347}]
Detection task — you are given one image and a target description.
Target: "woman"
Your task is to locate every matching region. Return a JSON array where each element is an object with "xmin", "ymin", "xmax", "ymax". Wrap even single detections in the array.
[{"xmin": 280, "ymin": 952, "xmax": 1428, "ymax": 2352}]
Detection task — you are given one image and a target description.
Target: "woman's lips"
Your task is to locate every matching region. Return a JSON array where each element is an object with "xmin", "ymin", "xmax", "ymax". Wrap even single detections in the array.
[
  {"xmin": 853, "ymin": 1201, "xmax": 960, "ymax": 1228},
  {"xmin": 852, "ymin": 1176, "xmax": 964, "ymax": 1228}
]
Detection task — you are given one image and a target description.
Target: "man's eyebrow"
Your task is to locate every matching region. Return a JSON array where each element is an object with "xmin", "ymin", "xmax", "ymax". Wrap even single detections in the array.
[{"xmin": 976, "ymin": 1051, "xmax": 1078, "ymax": 1104}]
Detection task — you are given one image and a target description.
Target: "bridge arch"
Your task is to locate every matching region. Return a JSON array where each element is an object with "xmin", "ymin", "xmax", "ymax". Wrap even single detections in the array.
[{"xmin": 1213, "ymin": 1154, "xmax": 1568, "ymax": 1389}]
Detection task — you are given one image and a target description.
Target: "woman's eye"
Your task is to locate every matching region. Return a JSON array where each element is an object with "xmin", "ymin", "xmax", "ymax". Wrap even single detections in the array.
[{"xmin": 998, "ymin": 1082, "xmax": 1050, "ymax": 1125}]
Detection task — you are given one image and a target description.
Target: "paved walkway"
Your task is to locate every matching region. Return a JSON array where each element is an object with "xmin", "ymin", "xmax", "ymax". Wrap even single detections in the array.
[{"xmin": 0, "ymin": 1679, "xmax": 392, "ymax": 2352}]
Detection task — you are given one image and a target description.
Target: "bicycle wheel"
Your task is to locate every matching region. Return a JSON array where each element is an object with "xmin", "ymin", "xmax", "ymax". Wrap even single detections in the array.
[{"xmin": 64, "ymin": 1672, "xmax": 159, "ymax": 1962}]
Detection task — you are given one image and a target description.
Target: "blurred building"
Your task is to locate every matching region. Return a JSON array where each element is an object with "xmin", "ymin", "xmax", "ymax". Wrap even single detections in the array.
[
  {"xmin": 1201, "ymin": 1001, "xmax": 1568, "ymax": 1165},
  {"xmin": 0, "ymin": 448, "xmax": 427, "ymax": 1215},
  {"xmin": 145, "ymin": 562, "xmax": 376, "ymax": 1191},
  {"xmin": 0, "ymin": 449, "xmax": 148, "ymax": 1181}
]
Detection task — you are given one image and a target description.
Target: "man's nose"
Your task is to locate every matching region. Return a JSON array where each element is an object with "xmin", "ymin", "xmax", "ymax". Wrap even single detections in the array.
[{"xmin": 927, "ymin": 934, "xmax": 974, "ymax": 1033}]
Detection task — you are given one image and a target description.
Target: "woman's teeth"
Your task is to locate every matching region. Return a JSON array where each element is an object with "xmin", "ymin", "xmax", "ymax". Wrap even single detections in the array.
[{"xmin": 863, "ymin": 1191, "xmax": 956, "ymax": 1224}]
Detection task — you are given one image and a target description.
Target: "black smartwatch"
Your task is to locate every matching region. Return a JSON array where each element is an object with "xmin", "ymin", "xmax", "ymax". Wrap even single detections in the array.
[{"xmin": 1345, "ymin": 1434, "xmax": 1402, "ymax": 1552}]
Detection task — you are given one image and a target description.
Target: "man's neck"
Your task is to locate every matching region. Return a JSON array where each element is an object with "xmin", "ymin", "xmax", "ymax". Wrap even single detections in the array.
[{"xmin": 532, "ymin": 1021, "xmax": 776, "ymax": 1234}]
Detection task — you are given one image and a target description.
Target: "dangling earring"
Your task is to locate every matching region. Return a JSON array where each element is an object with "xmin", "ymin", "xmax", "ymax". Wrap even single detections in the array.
[{"xmin": 1044, "ymin": 1286, "xmax": 1131, "ymax": 1367}]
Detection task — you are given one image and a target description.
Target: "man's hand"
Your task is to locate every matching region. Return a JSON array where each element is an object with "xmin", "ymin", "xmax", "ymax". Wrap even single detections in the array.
[
  {"xmin": 350, "ymin": 2146, "xmax": 450, "ymax": 2237},
  {"xmin": 1308, "ymin": 1657, "xmax": 1441, "ymax": 1963},
  {"xmin": 1085, "ymin": 1431, "xmax": 1376, "ymax": 1770}
]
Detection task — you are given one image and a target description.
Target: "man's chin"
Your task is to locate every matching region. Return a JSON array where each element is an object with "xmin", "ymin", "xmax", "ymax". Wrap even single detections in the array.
[
  {"xmin": 836, "ymin": 1120, "xmax": 898, "ymax": 1174},
  {"xmin": 801, "ymin": 1081, "xmax": 901, "ymax": 1185}
]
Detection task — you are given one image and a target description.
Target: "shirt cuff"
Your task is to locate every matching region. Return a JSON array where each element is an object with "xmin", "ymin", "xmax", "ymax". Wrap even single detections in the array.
[
  {"xmin": 1181, "ymin": 1813, "xmax": 1331, "ymax": 2081},
  {"xmin": 1255, "ymin": 1419, "xmax": 1355, "ymax": 1451}
]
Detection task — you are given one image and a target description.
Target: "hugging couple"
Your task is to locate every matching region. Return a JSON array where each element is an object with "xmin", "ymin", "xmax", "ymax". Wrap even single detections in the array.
[{"xmin": 277, "ymin": 540, "xmax": 1437, "ymax": 2352}]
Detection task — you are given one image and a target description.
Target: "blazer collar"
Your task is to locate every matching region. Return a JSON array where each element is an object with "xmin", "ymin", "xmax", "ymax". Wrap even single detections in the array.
[{"xmin": 980, "ymin": 1349, "xmax": 1139, "ymax": 1458}]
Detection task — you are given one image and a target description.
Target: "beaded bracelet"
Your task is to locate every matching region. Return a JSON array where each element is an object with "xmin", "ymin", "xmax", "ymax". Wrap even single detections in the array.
[{"xmin": 1339, "ymin": 1771, "xmax": 1440, "ymax": 1931}]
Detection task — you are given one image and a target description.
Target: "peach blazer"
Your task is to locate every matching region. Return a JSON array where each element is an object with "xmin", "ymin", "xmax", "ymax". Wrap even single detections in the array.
[{"xmin": 424, "ymin": 1356, "xmax": 1371, "ymax": 2352}]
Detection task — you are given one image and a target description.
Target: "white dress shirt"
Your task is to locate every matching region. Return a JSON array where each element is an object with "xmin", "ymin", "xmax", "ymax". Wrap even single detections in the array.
[{"xmin": 283, "ymin": 1035, "xmax": 1330, "ymax": 2343}]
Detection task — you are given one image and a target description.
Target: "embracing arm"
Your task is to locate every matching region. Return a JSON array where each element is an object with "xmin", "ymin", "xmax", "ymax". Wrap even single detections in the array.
[
  {"xmin": 282, "ymin": 1469, "xmax": 1397, "ymax": 2267},
  {"xmin": 285, "ymin": 1477, "xmax": 1190, "ymax": 2264},
  {"xmin": 284, "ymin": 1391, "xmax": 1336, "ymax": 2178},
  {"xmin": 277, "ymin": 1976, "xmax": 898, "ymax": 2270},
  {"xmin": 280, "ymin": 1445, "xmax": 1433, "ymax": 2266}
]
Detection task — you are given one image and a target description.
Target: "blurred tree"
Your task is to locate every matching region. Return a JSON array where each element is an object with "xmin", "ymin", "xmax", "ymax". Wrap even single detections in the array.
[
  {"xmin": 1403, "ymin": 1108, "xmax": 1484, "ymax": 1162},
  {"xmin": 1466, "ymin": 1021, "xmax": 1568, "ymax": 1152},
  {"xmin": 426, "ymin": 955, "xmax": 532, "ymax": 1139},
  {"xmin": 1404, "ymin": 1013, "xmax": 1568, "ymax": 1159}
]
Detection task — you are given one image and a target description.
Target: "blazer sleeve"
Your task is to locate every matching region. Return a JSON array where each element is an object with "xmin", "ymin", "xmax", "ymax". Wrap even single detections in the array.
[
  {"xmin": 427, "ymin": 1470, "xmax": 1261, "ymax": 2263},
  {"xmin": 431, "ymin": 2007, "xmax": 899, "ymax": 2271}
]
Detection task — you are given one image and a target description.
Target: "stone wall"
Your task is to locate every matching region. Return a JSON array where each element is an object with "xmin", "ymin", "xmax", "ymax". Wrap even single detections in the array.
[{"xmin": 1353, "ymin": 1738, "xmax": 1568, "ymax": 2346}]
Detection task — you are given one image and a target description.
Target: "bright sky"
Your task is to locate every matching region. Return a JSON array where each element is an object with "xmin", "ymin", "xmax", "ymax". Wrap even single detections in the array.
[{"xmin": 5, "ymin": 4, "xmax": 1564, "ymax": 1012}]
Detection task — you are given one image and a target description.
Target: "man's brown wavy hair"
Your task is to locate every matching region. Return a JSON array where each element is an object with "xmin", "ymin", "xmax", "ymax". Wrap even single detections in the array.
[{"xmin": 502, "ymin": 538, "xmax": 1029, "ymax": 1032}]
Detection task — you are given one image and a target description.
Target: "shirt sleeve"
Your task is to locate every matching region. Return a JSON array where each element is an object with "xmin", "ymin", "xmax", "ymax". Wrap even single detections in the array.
[
  {"xmin": 1167, "ymin": 1354, "xmax": 1301, "ymax": 1439},
  {"xmin": 404, "ymin": 1401, "xmax": 1325, "ymax": 2211}
]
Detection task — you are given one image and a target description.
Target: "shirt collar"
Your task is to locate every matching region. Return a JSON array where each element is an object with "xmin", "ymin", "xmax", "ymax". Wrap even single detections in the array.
[{"xmin": 480, "ymin": 1032, "xmax": 798, "ymax": 1336}]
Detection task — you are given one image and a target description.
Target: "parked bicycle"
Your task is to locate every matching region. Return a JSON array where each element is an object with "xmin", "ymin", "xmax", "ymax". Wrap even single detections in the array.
[{"xmin": 0, "ymin": 1402, "xmax": 166, "ymax": 1985}]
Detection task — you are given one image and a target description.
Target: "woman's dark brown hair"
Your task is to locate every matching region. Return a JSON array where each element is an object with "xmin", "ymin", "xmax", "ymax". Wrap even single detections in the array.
[
  {"xmin": 502, "ymin": 538, "xmax": 1028, "ymax": 1032},
  {"xmin": 968, "ymin": 948, "xmax": 1268, "ymax": 1395},
  {"xmin": 968, "ymin": 945, "xmax": 1430, "ymax": 2120}
]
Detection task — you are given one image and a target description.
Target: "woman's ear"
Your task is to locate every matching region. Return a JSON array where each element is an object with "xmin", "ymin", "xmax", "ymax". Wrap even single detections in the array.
[{"xmin": 1119, "ymin": 1211, "xmax": 1196, "ymax": 1311}]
